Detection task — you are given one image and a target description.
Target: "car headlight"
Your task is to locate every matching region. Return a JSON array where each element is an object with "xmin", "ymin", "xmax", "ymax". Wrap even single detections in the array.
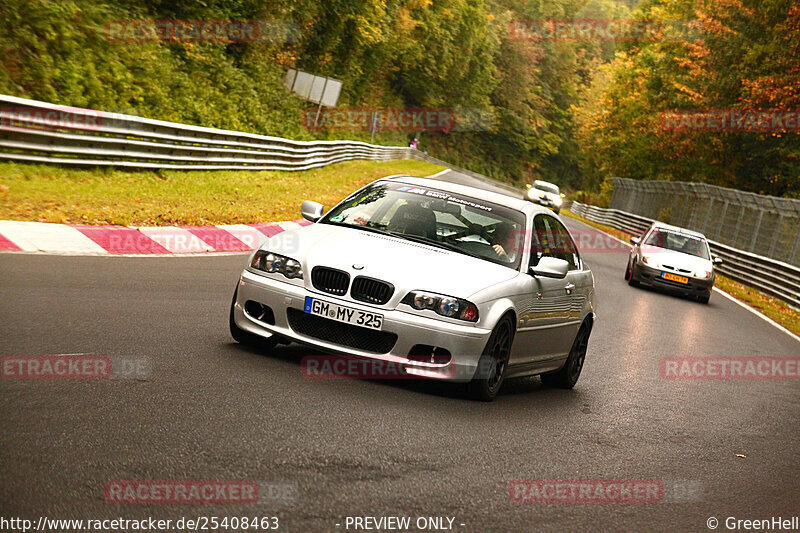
[
  {"xmin": 527, "ymin": 189, "xmax": 536, "ymax": 199},
  {"xmin": 402, "ymin": 291, "xmax": 479, "ymax": 322},
  {"xmin": 694, "ymin": 269, "xmax": 710, "ymax": 279},
  {"xmin": 250, "ymin": 250, "xmax": 303, "ymax": 279},
  {"xmin": 554, "ymin": 196, "xmax": 563, "ymax": 206},
  {"xmin": 641, "ymin": 255, "xmax": 658, "ymax": 268}
]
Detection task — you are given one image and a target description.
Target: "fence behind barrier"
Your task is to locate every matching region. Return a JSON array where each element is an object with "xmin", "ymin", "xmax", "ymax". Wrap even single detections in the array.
[
  {"xmin": 609, "ymin": 178, "xmax": 800, "ymax": 267},
  {"xmin": 571, "ymin": 201, "xmax": 800, "ymax": 309}
]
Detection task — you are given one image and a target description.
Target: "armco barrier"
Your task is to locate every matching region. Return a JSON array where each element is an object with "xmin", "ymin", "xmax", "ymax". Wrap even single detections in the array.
[
  {"xmin": 609, "ymin": 177, "xmax": 800, "ymax": 267},
  {"xmin": 7, "ymin": 94, "xmax": 795, "ymax": 308},
  {"xmin": 0, "ymin": 94, "xmax": 411, "ymax": 170},
  {"xmin": 571, "ymin": 201, "xmax": 800, "ymax": 309}
]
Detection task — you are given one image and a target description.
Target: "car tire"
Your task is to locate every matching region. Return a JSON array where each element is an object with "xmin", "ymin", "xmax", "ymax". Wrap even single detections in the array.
[
  {"xmin": 628, "ymin": 263, "xmax": 640, "ymax": 287},
  {"xmin": 229, "ymin": 287, "xmax": 278, "ymax": 351},
  {"xmin": 554, "ymin": 208, "xmax": 560, "ymax": 215},
  {"xmin": 624, "ymin": 258, "xmax": 632, "ymax": 280},
  {"xmin": 468, "ymin": 316, "xmax": 515, "ymax": 402},
  {"xmin": 541, "ymin": 322, "xmax": 591, "ymax": 389},
  {"xmin": 697, "ymin": 292, "xmax": 710, "ymax": 304}
]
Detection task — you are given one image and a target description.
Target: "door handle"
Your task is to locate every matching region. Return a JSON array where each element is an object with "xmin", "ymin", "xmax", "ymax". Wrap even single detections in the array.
[{"xmin": 565, "ymin": 283, "xmax": 575, "ymax": 294}]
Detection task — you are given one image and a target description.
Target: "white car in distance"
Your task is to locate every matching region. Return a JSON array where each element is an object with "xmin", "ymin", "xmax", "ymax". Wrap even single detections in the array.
[{"xmin": 525, "ymin": 180, "xmax": 564, "ymax": 214}]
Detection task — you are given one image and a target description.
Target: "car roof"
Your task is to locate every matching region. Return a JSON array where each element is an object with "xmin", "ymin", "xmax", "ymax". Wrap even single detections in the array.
[
  {"xmin": 649, "ymin": 222, "xmax": 707, "ymax": 239},
  {"xmin": 379, "ymin": 175, "xmax": 534, "ymax": 213},
  {"xmin": 533, "ymin": 180, "xmax": 558, "ymax": 189}
]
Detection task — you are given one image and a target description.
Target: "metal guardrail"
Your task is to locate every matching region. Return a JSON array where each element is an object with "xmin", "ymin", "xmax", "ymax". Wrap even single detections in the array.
[
  {"xmin": 571, "ymin": 201, "xmax": 800, "ymax": 309},
  {"xmin": 610, "ymin": 177, "xmax": 800, "ymax": 267},
  {"xmin": 0, "ymin": 94, "xmax": 411, "ymax": 170},
  {"xmin": 10, "ymin": 94, "xmax": 796, "ymax": 307}
]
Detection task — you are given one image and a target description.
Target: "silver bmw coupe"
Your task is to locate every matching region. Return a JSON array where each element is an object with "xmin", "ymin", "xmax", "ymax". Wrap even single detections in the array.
[{"xmin": 230, "ymin": 175, "xmax": 596, "ymax": 400}]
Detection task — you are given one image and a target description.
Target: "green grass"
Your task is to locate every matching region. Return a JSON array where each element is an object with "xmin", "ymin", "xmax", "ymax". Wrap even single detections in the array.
[
  {"xmin": 0, "ymin": 159, "xmax": 444, "ymax": 226},
  {"xmin": 562, "ymin": 208, "xmax": 800, "ymax": 337}
]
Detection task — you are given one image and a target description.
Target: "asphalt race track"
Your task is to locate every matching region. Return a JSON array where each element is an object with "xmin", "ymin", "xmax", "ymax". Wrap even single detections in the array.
[{"xmin": 1, "ymin": 171, "xmax": 799, "ymax": 532}]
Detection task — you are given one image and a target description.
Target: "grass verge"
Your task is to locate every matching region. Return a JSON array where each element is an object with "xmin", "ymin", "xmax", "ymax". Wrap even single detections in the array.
[
  {"xmin": 0, "ymin": 159, "xmax": 444, "ymax": 226},
  {"xmin": 562, "ymin": 208, "xmax": 800, "ymax": 337}
]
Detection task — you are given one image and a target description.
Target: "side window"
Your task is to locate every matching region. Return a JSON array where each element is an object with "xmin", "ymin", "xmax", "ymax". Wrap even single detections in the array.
[
  {"xmin": 530, "ymin": 215, "xmax": 553, "ymax": 266},
  {"xmin": 532, "ymin": 215, "xmax": 580, "ymax": 270},
  {"xmin": 549, "ymin": 218, "xmax": 581, "ymax": 270}
]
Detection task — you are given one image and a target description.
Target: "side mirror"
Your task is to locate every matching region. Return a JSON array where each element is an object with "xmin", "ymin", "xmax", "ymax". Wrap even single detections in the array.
[
  {"xmin": 560, "ymin": 193, "xmax": 566, "ymax": 198},
  {"xmin": 301, "ymin": 200, "xmax": 324, "ymax": 223},
  {"xmin": 713, "ymin": 256, "xmax": 723, "ymax": 265},
  {"xmin": 630, "ymin": 236, "xmax": 641, "ymax": 246},
  {"xmin": 525, "ymin": 184, "xmax": 532, "ymax": 189},
  {"xmin": 529, "ymin": 257, "xmax": 569, "ymax": 279}
]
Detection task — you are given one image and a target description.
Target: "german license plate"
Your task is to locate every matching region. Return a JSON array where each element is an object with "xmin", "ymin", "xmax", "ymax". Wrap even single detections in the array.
[
  {"xmin": 662, "ymin": 272, "xmax": 689, "ymax": 284},
  {"xmin": 304, "ymin": 297, "xmax": 383, "ymax": 330}
]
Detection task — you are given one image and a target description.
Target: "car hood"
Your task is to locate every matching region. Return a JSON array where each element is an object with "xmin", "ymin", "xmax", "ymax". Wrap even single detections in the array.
[
  {"xmin": 263, "ymin": 223, "xmax": 519, "ymax": 303},
  {"xmin": 641, "ymin": 248, "xmax": 712, "ymax": 271},
  {"xmin": 531, "ymin": 189, "xmax": 559, "ymax": 203}
]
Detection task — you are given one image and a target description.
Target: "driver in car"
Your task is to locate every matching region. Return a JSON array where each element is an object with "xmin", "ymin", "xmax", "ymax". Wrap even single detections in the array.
[{"xmin": 491, "ymin": 222, "xmax": 518, "ymax": 263}]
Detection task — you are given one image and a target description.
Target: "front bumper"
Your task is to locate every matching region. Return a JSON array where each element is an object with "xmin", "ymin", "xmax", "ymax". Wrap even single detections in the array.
[
  {"xmin": 529, "ymin": 197, "xmax": 560, "ymax": 211},
  {"xmin": 635, "ymin": 262, "xmax": 714, "ymax": 295},
  {"xmin": 233, "ymin": 270, "xmax": 493, "ymax": 382}
]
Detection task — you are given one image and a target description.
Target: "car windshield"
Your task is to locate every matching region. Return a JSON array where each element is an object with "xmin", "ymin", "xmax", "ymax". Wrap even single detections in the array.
[
  {"xmin": 643, "ymin": 229, "xmax": 710, "ymax": 259},
  {"xmin": 321, "ymin": 182, "xmax": 526, "ymax": 269},
  {"xmin": 534, "ymin": 182, "xmax": 559, "ymax": 195}
]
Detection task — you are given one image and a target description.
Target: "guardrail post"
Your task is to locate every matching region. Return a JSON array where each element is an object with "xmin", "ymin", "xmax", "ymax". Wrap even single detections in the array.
[
  {"xmin": 628, "ymin": 182, "xmax": 638, "ymax": 213},
  {"xmin": 768, "ymin": 214, "xmax": 783, "ymax": 259},
  {"xmin": 790, "ymin": 227, "xmax": 800, "ymax": 266},
  {"xmin": 716, "ymin": 201, "xmax": 729, "ymax": 241},
  {"xmin": 749, "ymin": 209, "xmax": 764, "ymax": 253},
  {"xmin": 702, "ymin": 196, "xmax": 715, "ymax": 235},
  {"xmin": 679, "ymin": 184, "xmax": 692, "ymax": 228},
  {"xmin": 731, "ymin": 208, "xmax": 744, "ymax": 248}
]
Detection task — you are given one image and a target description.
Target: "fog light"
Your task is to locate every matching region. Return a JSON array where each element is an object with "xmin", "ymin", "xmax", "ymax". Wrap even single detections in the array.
[
  {"xmin": 408, "ymin": 345, "xmax": 452, "ymax": 365},
  {"xmin": 244, "ymin": 300, "xmax": 275, "ymax": 324}
]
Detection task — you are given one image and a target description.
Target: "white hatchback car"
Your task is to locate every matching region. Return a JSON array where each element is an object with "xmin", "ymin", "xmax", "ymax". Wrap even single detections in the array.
[
  {"xmin": 525, "ymin": 180, "xmax": 563, "ymax": 214},
  {"xmin": 626, "ymin": 222, "xmax": 722, "ymax": 304},
  {"xmin": 230, "ymin": 175, "xmax": 595, "ymax": 400}
]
